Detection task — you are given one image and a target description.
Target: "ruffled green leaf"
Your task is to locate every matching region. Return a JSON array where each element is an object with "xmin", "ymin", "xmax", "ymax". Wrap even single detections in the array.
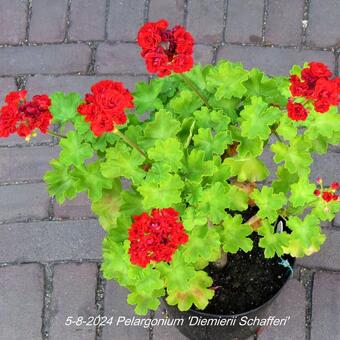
[
  {"xmin": 272, "ymin": 166, "xmax": 299, "ymax": 194},
  {"xmin": 169, "ymin": 89, "xmax": 202, "ymax": 117},
  {"xmin": 311, "ymin": 199, "xmax": 340, "ymax": 221},
  {"xmin": 50, "ymin": 92, "xmax": 82, "ymax": 124},
  {"xmin": 289, "ymin": 177, "xmax": 316, "ymax": 208},
  {"xmin": 133, "ymin": 80, "xmax": 163, "ymax": 114},
  {"xmin": 193, "ymin": 107, "xmax": 230, "ymax": 132}
]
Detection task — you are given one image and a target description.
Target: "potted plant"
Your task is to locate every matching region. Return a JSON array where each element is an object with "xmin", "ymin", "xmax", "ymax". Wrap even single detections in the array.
[{"xmin": 1, "ymin": 19, "xmax": 339, "ymax": 340}]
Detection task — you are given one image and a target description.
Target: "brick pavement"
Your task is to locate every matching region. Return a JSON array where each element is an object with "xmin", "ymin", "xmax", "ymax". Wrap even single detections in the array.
[{"xmin": 0, "ymin": 1, "xmax": 339, "ymax": 339}]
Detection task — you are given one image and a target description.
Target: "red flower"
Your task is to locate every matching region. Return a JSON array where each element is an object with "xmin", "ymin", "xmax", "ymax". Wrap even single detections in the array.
[
  {"xmin": 289, "ymin": 75, "xmax": 309, "ymax": 97},
  {"xmin": 78, "ymin": 80, "xmax": 133, "ymax": 136},
  {"xmin": 0, "ymin": 90, "xmax": 52, "ymax": 138},
  {"xmin": 137, "ymin": 19, "xmax": 194, "ymax": 77},
  {"xmin": 331, "ymin": 182, "xmax": 340, "ymax": 190},
  {"xmin": 128, "ymin": 208, "xmax": 188, "ymax": 268},
  {"xmin": 308, "ymin": 62, "xmax": 332, "ymax": 79},
  {"xmin": 287, "ymin": 100, "xmax": 308, "ymax": 121},
  {"xmin": 322, "ymin": 191, "xmax": 333, "ymax": 202},
  {"xmin": 312, "ymin": 78, "xmax": 339, "ymax": 113},
  {"xmin": 333, "ymin": 194, "xmax": 339, "ymax": 201},
  {"xmin": 314, "ymin": 189, "xmax": 321, "ymax": 196}
]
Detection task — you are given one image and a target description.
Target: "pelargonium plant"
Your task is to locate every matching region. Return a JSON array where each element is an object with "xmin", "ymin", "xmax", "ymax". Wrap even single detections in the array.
[{"xmin": 1, "ymin": 19, "xmax": 340, "ymax": 315}]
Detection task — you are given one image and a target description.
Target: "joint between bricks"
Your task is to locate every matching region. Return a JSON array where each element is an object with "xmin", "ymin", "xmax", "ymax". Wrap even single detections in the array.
[
  {"xmin": 183, "ymin": 0, "xmax": 189, "ymax": 28},
  {"xmin": 261, "ymin": 0, "xmax": 269, "ymax": 45},
  {"xmin": 144, "ymin": 0, "xmax": 151, "ymax": 23},
  {"xmin": 41, "ymin": 263, "xmax": 54, "ymax": 340},
  {"xmin": 25, "ymin": 0, "xmax": 33, "ymax": 44},
  {"xmin": 104, "ymin": 0, "xmax": 111, "ymax": 41},
  {"xmin": 87, "ymin": 42, "xmax": 98, "ymax": 75},
  {"xmin": 301, "ymin": 0, "xmax": 311, "ymax": 48},
  {"xmin": 95, "ymin": 265, "xmax": 106, "ymax": 340},
  {"xmin": 222, "ymin": 0, "xmax": 229, "ymax": 43},
  {"xmin": 64, "ymin": 0, "xmax": 73, "ymax": 42}
]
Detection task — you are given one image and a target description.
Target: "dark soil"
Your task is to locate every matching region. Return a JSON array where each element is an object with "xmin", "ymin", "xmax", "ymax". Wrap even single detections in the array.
[{"xmin": 201, "ymin": 206, "xmax": 294, "ymax": 315}]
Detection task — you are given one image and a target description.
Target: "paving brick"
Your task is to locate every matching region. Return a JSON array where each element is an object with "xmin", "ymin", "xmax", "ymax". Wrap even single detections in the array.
[
  {"xmin": 0, "ymin": 264, "xmax": 44, "ymax": 340},
  {"xmin": 107, "ymin": 0, "xmax": 144, "ymax": 41},
  {"xmin": 69, "ymin": 0, "xmax": 106, "ymax": 41},
  {"xmin": 54, "ymin": 192, "xmax": 94, "ymax": 219},
  {"xmin": 26, "ymin": 74, "xmax": 148, "ymax": 96},
  {"xmin": 311, "ymin": 272, "xmax": 340, "ymax": 340},
  {"xmin": 311, "ymin": 152, "xmax": 340, "ymax": 184},
  {"xmin": 194, "ymin": 44, "xmax": 214, "ymax": 65},
  {"xmin": 257, "ymin": 279, "xmax": 305, "ymax": 340},
  {"xmin": 306, "ymin": 0, "xmax": 340, "ymax": 48},
  {"xmin": 0, "ymin": 182, "xmax": 49, "ymax": 221},
  {"xmin": 225, "ymin": 0, "xmax": 264, "ymax": 44},
  {"xmin": 0, "ymin": 44, "xmax": 91, "ymax": 75},
  {"xmin": 0, "ymin": 145, "xmax": 59, "ymax": 182},
  {"xmin": 297, "ymin": 229, "xmax": 340, "ymax": 270},
  {"xmin": 0, "ymin": 133, "xmax": 52, "ymax": 146},
  {"xmin": 29, "ymin": 0, "xmax": 67, "ymax": 43},
  {"xmin": 0, "ymin": 219, "xmax": 104, "ymax": 262},
  {"xmin": 0, "ymin": 77, "xmax": 17, "ymax": 105},
  {"xmin": 49, "ymin": 263, "xmax": 98, "ymax": 340},
  {"xmin": 334, "ymin": 213, "xmax": 340, "ymax": 227},
  {"xmin": 95, "ymin": 43, "xmax": 146, "ymax": 74},
  {"xmin": 217, "ymin": 46, "xmax": 335, "ymax": 75},
  {"xmin": 148, "ymin": 0, "xmax": 185, "ymax": 26},
  {"xmin": 102, "ymin": 281, "xmax": 149, "ymax": 340},
  {"xmin": 265, "ymin": 0, "xmax": 304, "ymax": 46},
  {"xmin": 0, "ymin": 0, "xmax": 27, "ymax": 44},
  {"xmin": 187, "ymin": 0, "xmax": 224, "ymax": 44}
]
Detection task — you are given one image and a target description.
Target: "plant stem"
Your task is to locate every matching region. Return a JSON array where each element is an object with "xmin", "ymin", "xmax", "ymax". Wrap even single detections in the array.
[
  {"xmin": 47, "ymin": 130, "xmax": 66, "ymax": 139},
  {"xmin": 273, "ymin": 131, "xmax": 283, "ymax": 142},
  {"xmin": 178, "ymin": 73, "xmax": 211, "ymax": 108},
  {"xmin": 113, "ymin": 128, "xmax": 148, "ymax": 159}
]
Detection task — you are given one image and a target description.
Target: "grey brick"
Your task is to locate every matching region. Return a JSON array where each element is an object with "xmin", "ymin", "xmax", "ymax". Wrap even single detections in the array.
[
  {"xmin": 49, "ymin": 263, "xmax": 98, "ymax": 340},
  {"xmin": 334, "ymin": 213, "xmax": 340, "ymax": 227},
  {"xmin": 26, "ymin": 75, "xmax": 148, "ymax": 96},
  {"xmin": 0, "ymin": 0, "xmax": 27, "ymax": 44},
  {"xmin": 217, "ymin": 46, "xmax": 335, "ymax": 75},
  {"xmin": 102, "ymin": 281, "xmax": 149, "ymax": 340},
  {"xmin": 54, "ymin": 192, "xmax": 94, "ymax": 219},
  {"xmin": 225, "ymin": 0, "xmax": 264, "ymax": 44},
  {"xmin": 311, "ymin": 272, "xmax": 340, "ymax": 340},
  {"xmin": 148, "ymin": 0, "xmax": 185, "ymax": 26},
  {"xmin": 0, "ymin": 145, "xmax": 59, "ymax": 182},
  {"xmin": 107, "ymin": 0, "xmax": 144, "ymax": 41},
  {"xmin": 306, "ymin": 0, "xmax": 340, "ymax": 48},
  {"xmin": 311, "ymin": 152, "xmax": 340, "ymax": 184},
  {"xmin": 69, "ymin": 0, "xmax": 106, "ymax": 41},
  {"xmin": 0, "ymin": 219, "xmax": 105, "ymax": 262},
  {"xmin": 0, "ymin": 133, "xmax": 52, "ymax": 146},
  {"xmin": 265, "ymin": 0, "xmax": 304, "ymax": 46},
  {"xmin": 0, "ymin": 182, "xmax": 50, "ymax": 221},
  {"xmin": 187, "ymin": 0, "xmax": 224, "ymax": 44},
  {"xmin": 95, "ymin": 43, "xmax": 146, "ymax": 74},
  {"xmin": 194, "ymin": 44, "xmax": 214, "ymax": 65},
  {"xmin": 0, "ymin": 264, "xmax": 44, "ymax": 340},
  {"xmin": 297, "ymin": 229, "xmax": 340, "ymax": 270},
  {"xmin": 0, "ymin": 44, "xmax": 91, "ymax": 75},
  {"xmin": 30, "ymin": 0, "xmax": 67, "ymax": 43},
  {"xmin": 0, "ymin": 77, "xmax": 17, "ymax": 105},
  {"xmin": 258, "ymin": 279, "xmax": 305, "ymax": 340}
]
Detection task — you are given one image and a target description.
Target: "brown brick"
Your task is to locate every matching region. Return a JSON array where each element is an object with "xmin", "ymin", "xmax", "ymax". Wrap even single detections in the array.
[
  {"xmin": 69, "ymin": 0, "xmax": 106, "ymax": 41},
  {"xmin": 95, "ymin": 43, "xmax": 146, "ymax": 74},
  {"xmin": 187, "ymin": 0, "xmax": 224, "ymax": 44},
  {"xmin": 194, "ymin": 44, "xmax": 214, "ymax": 65},
  {"xmin": 265, "ymin": 0, "xmax": 304, "ymax": 46},
  {"xmin": 0, "ymin": 145, "xmax": 59, "ymax": 182},
  {"xmin": 29, "ymin": 0, "xmax": 68, "ymax": 43},
  {"xmin": 226, "ymin": 0, "xmax": 264, "ymax": 44},
  {"xmin": 107, "ymin": 0, "xmax": 144, "ymax": 41},
  {"xmin": 49, "ymin": 263, "xmax": 98, "ymax": 340},
  {"xmin": 0, "ymin": 0, "xmax": 27, "ymax": 44},
  {"xmin": 306, "ymin": 0, "xmax": 340, "ymax": 48},
  {"xmin": 0, "ymin": 44, "xmax": 91, "ymax": 75},
  {"xmin": 217, "ymin": 45, "xmax": 335, "ymax": 75},
  {"xmin": 311, "ymin": 272, "xmax": 340, "ymax": 340},
  {"xmin": 148, "ymin": 0, "xmax": 185, "ymax": 26},
  {"xmin": 0, "ymin": 264, "xmax": 44, "ymax": 340}
]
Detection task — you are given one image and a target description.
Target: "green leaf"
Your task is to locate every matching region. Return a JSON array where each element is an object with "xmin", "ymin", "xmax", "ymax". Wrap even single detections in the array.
[
  {"xmin": 43, "ymin": 159, "xmax": 79, "ymax": 204},
  {"xmin": 276, "ymin": 115, "xmax": 298, "ymax": 141},
  {"xmin": 59, "ymin": 131, "xmax": 93, "ymax": 167},
  {"xmin": 100, "ymin": 143, "xmax": 145, "ymax": 185},
  {"xmin": 312, "ymin": 199, "xmax": 340, "ymax": 221},
  {"xmin": 251, "ymin": 186, "xmax": 287, "ymax": 223},
  {"xmin": 289, "ymin": 177, "xmax": 316, "ymax": 208},
  {"xmin": 146, "ymin": 163, "xmax": 172, "ymax": 183},
  {"xmin": 193, "ymin": 128, "xmax": 232, "ymax": 160},
  {"xmin": 169, "ymin": 89, "xmax": 202, "ymax": 117},
  {"xmin": 120, "ymin": 190, "xmax": 144, "ymax": 217},
  {"xmin": 239, "ymin": 96, "xmax": 281, "ymax": 140},
  {"xmin": 225, "ymin": 185, "xmax": 249, "ymax": 211},
  {"xmin": 133, "ymin": 80, "xmax": 163, "ymax": 114},
  {"xmin": 223, "ymin": 156, "xmax": 269, "ymax": 182},
  {"xmin": 137, "ymin": 174, "xmax": 184, "ymax": 209},
  {"xmin": 220, "ymin": 214, "xmax": 253, "ymax": 253},
  {"xmin": 193, "ymin": 107, "xmax": 230, "ymax": 132},
  {"xmin": 285, "ymin": 215, "xmax": 326, "ymax": 257},
  {"xmin": 177, "ymin": 117, "xmax": 196, "ymax": 148},
  {"xmin": 50, "ymin": 92, "xmax": 82, "ymax": 124},
  {"xmin": 206, "ymin": 60, "xmax": 249, "ymax": 100},
  {"xmin": 272, "ymin": 166, "xmax": 299, "ymax": 194},
  {"xmin": 181, "ymin": 207, "xmax": 208, "ymax": 231},
  {"xmin": 258, "ymin": 219, "xmax": 290, "ymax": 258},
  {"xmin": 231, "ymin": 126, "xmax": 264, "ymax": 157}
]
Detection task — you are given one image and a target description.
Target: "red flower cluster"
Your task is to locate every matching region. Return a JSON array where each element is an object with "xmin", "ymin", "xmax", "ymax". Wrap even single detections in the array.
[
  {"xmin": 0, "ymin": 90, "xmax": 52, "ymax": 138},
  {"xmin": 128, "ymin": 208, "xmax": 188, "ymax": 267},
  {"xmin": 288, "ymin": 62, "xmax": 340, "ymax": 120},
  {"xmin": 314, "ymin": 180, "xmax": 339, "ymax": 202},
  {"xmin": 137, "ymin": 19, "xmax": 194, "ymax": 77},
  {"xmin": 78, "ymin": 80, "xmax": 134, "ymax": 136}
]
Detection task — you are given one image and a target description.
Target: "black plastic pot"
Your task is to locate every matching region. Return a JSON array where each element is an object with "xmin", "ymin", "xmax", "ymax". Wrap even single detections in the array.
[{"xmin": 164, "ymin": 258, "xmax": 295, "ymax": 340}]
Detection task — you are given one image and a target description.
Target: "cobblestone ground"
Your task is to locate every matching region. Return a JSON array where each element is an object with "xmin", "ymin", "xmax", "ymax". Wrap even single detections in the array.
[{"xmin": 0, "ymin": 1, "xmax": 339, "ymax": 340}]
